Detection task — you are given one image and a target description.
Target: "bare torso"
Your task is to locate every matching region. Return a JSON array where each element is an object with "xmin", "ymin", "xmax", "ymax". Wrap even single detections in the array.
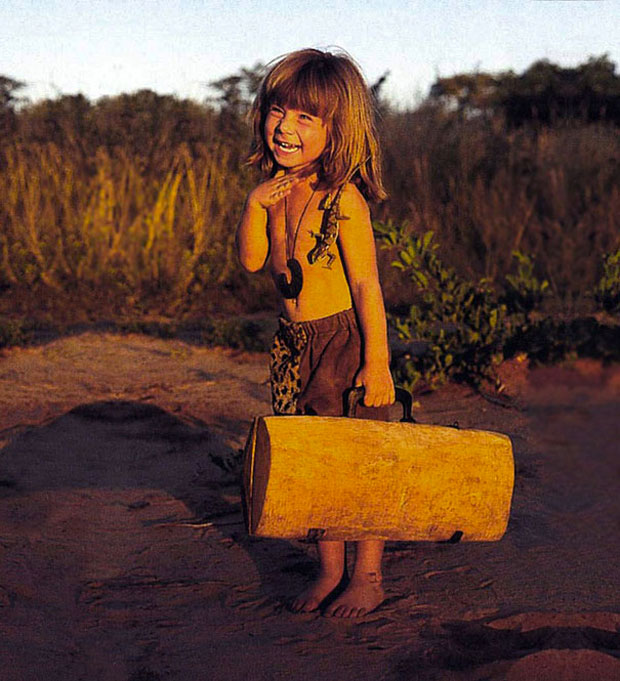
[{"xmin": 267, "ymin": 182, "xmax": 353, "ymax": 322}]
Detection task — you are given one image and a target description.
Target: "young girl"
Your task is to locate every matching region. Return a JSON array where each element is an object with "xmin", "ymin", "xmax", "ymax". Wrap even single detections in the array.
[{"xmin": 236, "ymin": 48, "xmax": 395, "ymax": 618}]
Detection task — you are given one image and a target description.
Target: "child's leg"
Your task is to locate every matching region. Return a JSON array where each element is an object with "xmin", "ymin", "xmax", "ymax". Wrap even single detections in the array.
[
  {"xmin": 290, "ymin": 540, "xmax": 346, "ymax": 612},
  {"xmin": 324, "ymin": 539, "xmax": 385, "ymax": 618}
]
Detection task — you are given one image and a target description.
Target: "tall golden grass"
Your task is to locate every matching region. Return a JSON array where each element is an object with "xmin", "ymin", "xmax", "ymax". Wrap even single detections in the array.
[
  {"xmin": 0, "ymin": 142, "xmax": 276, "ymax": 318},
  {"xmin": 1, "ymin": 108, "xmax": 618, "ymax": 321}
]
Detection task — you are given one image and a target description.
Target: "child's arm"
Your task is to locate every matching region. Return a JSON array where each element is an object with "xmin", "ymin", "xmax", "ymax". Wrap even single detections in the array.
[
  {"xmin": 236, "ymin": 173, "xmax": 299, "ymax": 272},
  {"xmin": 338, "ymin": 185, "xmax": 395, "ymax": 407}
]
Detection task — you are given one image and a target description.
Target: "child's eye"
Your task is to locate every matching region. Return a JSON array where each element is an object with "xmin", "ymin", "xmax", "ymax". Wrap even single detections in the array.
[
  {"xmin": 299, "ymin": 113, "xmax": 313, "ymax": 121},
  {"xmin": 269, "ymin": 105, "xmax": 284, "ymax": 116}
]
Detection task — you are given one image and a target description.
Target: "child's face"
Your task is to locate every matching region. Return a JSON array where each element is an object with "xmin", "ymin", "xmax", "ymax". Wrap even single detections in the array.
[{"xmin": 264, "ymin": 103, "xmax": 328, "ymax": 173}]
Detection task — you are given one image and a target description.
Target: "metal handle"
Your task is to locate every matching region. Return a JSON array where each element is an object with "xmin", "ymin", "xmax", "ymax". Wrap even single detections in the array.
[{"xmin": 343, "ymin": 386, "xmax": 415, "ymax": 423}]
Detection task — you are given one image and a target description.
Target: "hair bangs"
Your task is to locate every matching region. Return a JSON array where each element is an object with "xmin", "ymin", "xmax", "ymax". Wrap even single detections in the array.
[{"xmin": 267, "ymin": 64, "xmax": 339, "ymax": 121}]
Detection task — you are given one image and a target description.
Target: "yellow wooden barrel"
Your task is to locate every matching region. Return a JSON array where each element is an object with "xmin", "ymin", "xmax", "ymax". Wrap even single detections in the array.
[{"xmin": 242, "ymin": 406, "xmax": 514, "ymax": 542}]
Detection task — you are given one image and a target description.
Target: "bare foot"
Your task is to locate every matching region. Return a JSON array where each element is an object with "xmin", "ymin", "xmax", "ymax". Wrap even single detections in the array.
[
  {"xmin": 289, "ymin": 575, "xmax": 342, "ymax": 613},
  {"xmin": 323, "ymin": 572, "xmax": 384, "ymax": 618}
]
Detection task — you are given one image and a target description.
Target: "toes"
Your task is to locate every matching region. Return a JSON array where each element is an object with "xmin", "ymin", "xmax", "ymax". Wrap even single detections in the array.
[
  {"xmin": 328, "ymin": 604, "xmax": 350, "ymax": 618},
  {"xmin": 290, "ymin": 598, "xmax": 319, "ymax": 613},
  {"xmin": 302, "ymin": 601, "xmax": 319, "ymax": 613},
  {"xmin": 290, "ymin": 599, "xmax": 306, "ymax": 612},
  {"xmin": 324, "ymin": 603, "xmax": 370, "ymax": 618}
]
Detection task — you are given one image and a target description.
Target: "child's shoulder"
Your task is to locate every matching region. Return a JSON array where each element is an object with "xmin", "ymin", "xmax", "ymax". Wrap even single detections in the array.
[{"xmin": 336, "ymin": 182, "xmax": 370, "ymax": 220}]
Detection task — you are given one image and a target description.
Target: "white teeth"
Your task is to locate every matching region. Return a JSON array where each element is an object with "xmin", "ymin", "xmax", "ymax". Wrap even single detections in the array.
[{"xmin": 276, "ymin": 140, "xmax": 299, "ymax": 151}]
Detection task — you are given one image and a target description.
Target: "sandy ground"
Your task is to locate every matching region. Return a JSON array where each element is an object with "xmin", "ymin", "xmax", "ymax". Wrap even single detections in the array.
[{"xmin": 0, "ymin": 332, "xmax": 618, "ymax": 681}]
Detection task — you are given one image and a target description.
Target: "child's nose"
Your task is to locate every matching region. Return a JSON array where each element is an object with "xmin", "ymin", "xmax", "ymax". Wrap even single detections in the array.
[{"xmin": 276, "ymin": 113, "xmax": 294, "ymax": 134}]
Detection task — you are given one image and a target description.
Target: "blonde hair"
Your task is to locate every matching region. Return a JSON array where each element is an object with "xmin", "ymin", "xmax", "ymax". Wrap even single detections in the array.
[{"xmin": 247, "ymin": 48, "xmax": 386, "ymax": 202}]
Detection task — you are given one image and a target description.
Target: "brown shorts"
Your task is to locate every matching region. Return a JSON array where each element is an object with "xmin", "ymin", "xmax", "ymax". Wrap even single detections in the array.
[{"xmin": 269, "ymin": 307, "xmax": 390, "ymax": 420}]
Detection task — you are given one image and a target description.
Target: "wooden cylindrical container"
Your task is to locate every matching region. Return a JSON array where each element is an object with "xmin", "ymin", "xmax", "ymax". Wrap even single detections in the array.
[{"xmin": 242, "ymin": 412, "xmax": 514, "ymax": 542}]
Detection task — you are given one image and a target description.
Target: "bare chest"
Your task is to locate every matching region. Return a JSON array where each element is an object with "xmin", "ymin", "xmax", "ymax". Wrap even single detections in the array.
[{"xmin": 268, "ymin": 190, "xmax": 344, "ymax": 272}]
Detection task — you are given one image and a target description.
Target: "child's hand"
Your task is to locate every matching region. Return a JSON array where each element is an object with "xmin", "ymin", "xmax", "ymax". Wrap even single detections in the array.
[
  {"xmin": 354, "ymin": 363, "xmax": 395, "ymax": 408},
  {"xmin": 249, "ymin": 173, "xmax": 300, "ymax": 210}
]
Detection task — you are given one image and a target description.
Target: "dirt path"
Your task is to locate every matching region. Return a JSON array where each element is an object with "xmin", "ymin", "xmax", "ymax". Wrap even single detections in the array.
[{"xmin": 0, "ymin": 334, "xmax": 618, "ymax": 680}]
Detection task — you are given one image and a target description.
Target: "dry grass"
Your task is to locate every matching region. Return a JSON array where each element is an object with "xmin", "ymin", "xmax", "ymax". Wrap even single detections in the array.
[
  {"xmin": 379, "ymin": 110, "xmax": 620, "ymax": 310},
  {"xmin": 0, "ymin": 142, "xmax": 276, "ymax": 319},
  {"xmin": 1, "ymin": 111, "xmax": 618, "ymax": 321}
]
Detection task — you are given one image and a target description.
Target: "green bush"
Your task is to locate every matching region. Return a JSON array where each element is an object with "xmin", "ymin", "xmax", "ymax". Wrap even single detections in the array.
[
  {"xmin": 376, "ymin": 222, "xmax": 619, "ymax": 392},
  {"xmin": 502, "ymin": 250, "xmax": 550, "ymax": 319},
  {"xmin": 375, "ymin": 223, "xmax": 507, "ymax": 389},
  {"xmin": 592, "ymin": 248, "xmax": 620, "ymax": 314}
]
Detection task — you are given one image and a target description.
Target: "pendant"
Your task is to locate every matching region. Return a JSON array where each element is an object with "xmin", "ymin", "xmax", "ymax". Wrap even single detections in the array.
[{"xmin": 277, "ymin": 258, "xmax": 303, "ymax": 299}]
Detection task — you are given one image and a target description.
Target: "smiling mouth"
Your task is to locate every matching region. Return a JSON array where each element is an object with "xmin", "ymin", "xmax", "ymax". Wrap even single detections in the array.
[{"xmin": 275, "ymin": 139, "xmax": 300, "ymax": 152}]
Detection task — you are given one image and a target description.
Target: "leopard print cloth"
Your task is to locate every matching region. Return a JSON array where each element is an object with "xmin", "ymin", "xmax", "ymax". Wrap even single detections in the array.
[{"xmin": 269, "ymin": 317, "xmax": 309, "ymax": 415}]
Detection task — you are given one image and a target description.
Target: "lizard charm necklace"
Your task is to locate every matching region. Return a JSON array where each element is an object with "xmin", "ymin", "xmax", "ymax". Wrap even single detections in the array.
[
  {"xmin": 306, "ymin": 161, "xmax": 366, "ymax": 268},
  {"xmin": 277, "ymin": 185, "xmax": 316, "ymax": 300},
  {"xmin": 307, "ymin": 181, "xmax": 348, "ymax": 269}
]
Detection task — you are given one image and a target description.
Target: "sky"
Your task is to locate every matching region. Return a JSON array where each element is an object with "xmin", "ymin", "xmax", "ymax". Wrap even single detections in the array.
[{"xmin": 1, "ymin": 0, "xmax": 618, "ymax": 108}]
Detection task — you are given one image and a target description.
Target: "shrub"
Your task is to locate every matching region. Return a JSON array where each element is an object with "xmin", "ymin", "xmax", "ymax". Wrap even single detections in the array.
[
  {"xmin": 591, "ymin": 248, "xmax": 620, "ymax": 314},
  {"xmin": 375, "ymin": 223, "xmax": 507, "ymax": 390}
]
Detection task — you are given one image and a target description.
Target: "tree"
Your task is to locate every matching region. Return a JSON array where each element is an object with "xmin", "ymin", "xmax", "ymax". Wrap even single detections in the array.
[
  {"xmin": 429, "ymin": 55, "xmax": 620, "ymax": 126},
  {"xmin": 0, "ymin": 75, "xmax": 27, "ymax": 138},
  {"xmin": 93, "ymin": 90, "xmax": 212, "ymax": 153},
  {"xmin": 430, "ymin": 71, "xmax": 503, "ymax": 119},
  {"xmin": 207, "ymin": 63, "xmax": 264, "ymax": 141},
  {"xmin": 18, "ymin": 93, "xmax": 92, "ymax": 149}
]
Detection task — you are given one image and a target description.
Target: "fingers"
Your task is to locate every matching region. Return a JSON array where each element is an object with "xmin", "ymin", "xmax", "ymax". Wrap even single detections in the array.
[
  {"xmin": 363, "ymin": 394, "xmax": 395, "ymax": 408},
  {"xmin": 251, "ymin": 171, "xmax": 304, "ymax": 209},
  {"xmin": 353, "ymin": 375, "xmax": 395, "ymax": 408},
  {"xmin": 270, "ymin": 185, "xmax": 290, "ymax": 201},
  {"xmin": 360, "ymin": 387, "xmax": 396, "ymax": 408},
  {"xmin": 262, "ymin": 175, "xmax": 300, "ymax": 206}
]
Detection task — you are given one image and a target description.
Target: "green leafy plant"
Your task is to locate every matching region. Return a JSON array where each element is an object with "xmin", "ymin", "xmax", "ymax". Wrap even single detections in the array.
[
  {"xmin": 375, "ymin": 222, "xmax": 507, "ymax": 390},
  {"xmin": 592, "ymin": 248, "xmax": 620, "ymax": 314},
  {"xmin": 377, "ymin": 222, "xmax": 620, "ymax": 390},
  {"xmin": 502, "ymin": 250, "xmax": 550, "ymax": 319}
]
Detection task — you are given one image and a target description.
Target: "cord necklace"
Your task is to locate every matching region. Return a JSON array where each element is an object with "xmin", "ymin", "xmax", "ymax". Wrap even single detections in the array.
[{"xmin": 277, "ymin": 184, "xmax": 316, "ymax": 300}]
